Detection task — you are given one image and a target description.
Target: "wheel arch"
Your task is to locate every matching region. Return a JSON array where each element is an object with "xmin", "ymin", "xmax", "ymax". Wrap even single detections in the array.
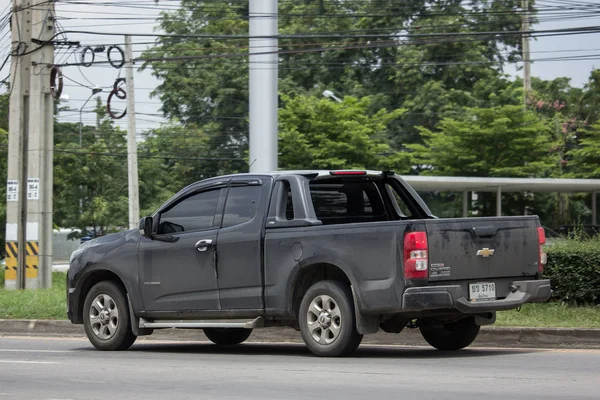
[
  {"xmin": 75, "ymin": 267, "xmax": 129, "ymax": 324},
  {"xmin": 286, "ymin": 256, "xmax": 360, "ymax": 319}
]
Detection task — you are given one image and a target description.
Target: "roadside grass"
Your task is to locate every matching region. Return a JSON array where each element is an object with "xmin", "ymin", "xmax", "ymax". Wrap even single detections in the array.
[
  {"xmin": 0, "ymin": 270, "xmax": 67, "ymax": 320},
  {"xmin": 496, "ymin": 303, "xmax": 600, "ymax": 328},
  {"xmin": 1, "ymin": 270, "xmax": 599, "ymax": 326}
]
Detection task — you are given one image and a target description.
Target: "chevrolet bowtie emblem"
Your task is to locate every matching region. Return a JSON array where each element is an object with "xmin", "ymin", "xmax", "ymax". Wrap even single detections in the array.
[{"xmin": 477, "ymin": 248, "xmax": 495, "ymax": 257}]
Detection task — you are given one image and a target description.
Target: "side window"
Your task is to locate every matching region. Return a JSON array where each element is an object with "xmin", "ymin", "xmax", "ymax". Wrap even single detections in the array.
[
  {"xmin": 309, "ymin": 181, "xmax": 388, "ymax": 225},
  {"xmin": 158, "ymin": 189, "xmax": 221, "ymax": 234},
  {"xmin": 310, "ymin": 189, "xmax": 348, "ymax": 217},
  {"xmin": 222, "ymin": 185, "xmax": 261, "ymax": 228},
  {"xmin": 363, "ymin": 191, "xmax": 373, "ymax": 214},
  {"xmin": 285, "ymin": 181, "xmax": 294, "ymax": 220},
  {"xmin": 386, "ymin": 184, "xmax": 413, "ymax": 218}
]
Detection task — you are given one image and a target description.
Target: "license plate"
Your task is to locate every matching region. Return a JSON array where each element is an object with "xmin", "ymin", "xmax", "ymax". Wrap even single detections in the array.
[{"xmin": 469, "ymin": 282, "xmax": 496, "ymax": 302}]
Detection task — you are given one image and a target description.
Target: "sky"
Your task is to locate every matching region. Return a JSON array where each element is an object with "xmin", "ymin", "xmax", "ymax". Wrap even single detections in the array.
[{"xmin": 1, "ymin": 0, "xmax": 600, "ymax": 136}]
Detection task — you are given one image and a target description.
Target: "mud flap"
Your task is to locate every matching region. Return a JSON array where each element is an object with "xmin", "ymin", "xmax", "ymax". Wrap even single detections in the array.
[
  {"xmin": 127, "ymin": 294, "xmax": 153, "ymax": 336},
  {"xmin": 351, "ymin": 285, "xmax": 380, "ymax": 334}
]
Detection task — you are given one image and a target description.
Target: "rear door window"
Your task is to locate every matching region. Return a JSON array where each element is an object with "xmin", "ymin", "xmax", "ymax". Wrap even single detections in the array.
[
  {"xmin": 222, "ymin": 185, "xmax": 261, "ymax": 227},
  {"xmin": 309, "ymin": 181, "xmax": 387, "ymax": 225}
]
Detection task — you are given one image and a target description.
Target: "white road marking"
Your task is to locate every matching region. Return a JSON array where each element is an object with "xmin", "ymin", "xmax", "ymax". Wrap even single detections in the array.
[
  {"xmin": 0, "ymin": 349, "xmax": 73, "ymax": 353},
  {"xmin": 0, "ymin": 360, "xmax": 59, "ymax": 364}
]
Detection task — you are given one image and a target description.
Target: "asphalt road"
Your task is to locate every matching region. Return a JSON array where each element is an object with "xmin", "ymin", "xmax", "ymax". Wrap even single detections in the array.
[{"xmin": 1, "ymin": 337, "xmax": 599, "ymax": 400}]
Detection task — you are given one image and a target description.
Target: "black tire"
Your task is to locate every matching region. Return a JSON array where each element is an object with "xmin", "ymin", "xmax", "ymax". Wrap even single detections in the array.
[
  {"xmin": 419, "ymin": 317, "xmax": 480, "ymax": 351},
  {"xmin": 203, "ymin": 328, "xmax": 252, "ymax": 346},
  {"xmin": 299, "ymin": 280, "xmax": 363, "ymax": 357},
  {"xmin": 83, "ymin": 281, "xmax": 137, "ymax": 351}
]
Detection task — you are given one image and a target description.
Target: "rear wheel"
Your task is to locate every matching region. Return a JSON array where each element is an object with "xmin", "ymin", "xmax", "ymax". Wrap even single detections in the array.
[
  {"xmin": 203, "ymin": 328, "xmax": 252, "ymax": 346},
  {"xmin": 419, "ymin": 317, "xmax": 480, "ymax": 351},
  {"xmin": 299, "ymin": 280, "xmax": 363, "ymax": 357},
  {"xmin": 83, "ymin": 281, "xmax": 137, "ymax": 351}
]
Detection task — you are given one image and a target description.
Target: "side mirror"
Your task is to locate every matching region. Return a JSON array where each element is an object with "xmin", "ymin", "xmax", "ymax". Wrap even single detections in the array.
[{"xmin": 139, "ymin": 216, "xmax": 154, "ymax": 238}]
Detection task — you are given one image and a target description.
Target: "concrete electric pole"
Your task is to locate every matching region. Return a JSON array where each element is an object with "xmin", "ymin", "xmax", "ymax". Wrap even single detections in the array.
[
  {"xmin": 249, "ymin": 0, "xmax": 278, "ymax": 173},
  {"xmin": 522, "ymin": 0, "xmax": 531, "ymax": 106},
  {"xmin": 124, "ymin": 35, "xmax": 140, "ymax": 229},
  {"xmin": 5, "ymin": 0, "xmax": 55, "ymax": 289}
]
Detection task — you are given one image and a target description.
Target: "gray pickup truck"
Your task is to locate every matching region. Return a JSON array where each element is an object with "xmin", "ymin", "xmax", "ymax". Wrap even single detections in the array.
[{"xmin": 67, "ymin": 170, "xmax": 551, "ymax": 356}]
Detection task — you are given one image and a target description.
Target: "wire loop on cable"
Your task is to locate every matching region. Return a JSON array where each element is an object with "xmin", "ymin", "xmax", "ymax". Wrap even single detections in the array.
[
  {"xmin": 107, "ymin": 87, "xmax": 127, "ymax": 119},
  {"xmin": 107, "ymin": 45, "xmax": 125, "ymax": 69},
  {"xmin": 80, "ymin": 46, "xmax": 94, "ymax": 67},
  {"xmin": 113, "ymin": 77, "xmax": 126, "ymax": 96},
  {"xmin": 50, "ymin": 66, "xmax": 63, "ymax": 100}
]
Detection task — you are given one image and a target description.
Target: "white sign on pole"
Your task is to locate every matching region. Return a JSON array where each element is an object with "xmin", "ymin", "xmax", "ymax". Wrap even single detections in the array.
[
  {"xmin": 6, "ymin": 180, "xmax": 18, "ymax": 202},
  {"xmin": 27, "ymin": 178, "xmax": 40, "ymax": 200}
]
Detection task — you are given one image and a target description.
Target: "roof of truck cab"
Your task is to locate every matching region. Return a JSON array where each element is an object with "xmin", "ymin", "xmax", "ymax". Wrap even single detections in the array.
[
  {"xmin": 215, "ymin": 170, "xmax": 387, "ymax": 179},
  {"xmin": 200, "ymin": 171, "xmax": 600, "ymax": 193}
]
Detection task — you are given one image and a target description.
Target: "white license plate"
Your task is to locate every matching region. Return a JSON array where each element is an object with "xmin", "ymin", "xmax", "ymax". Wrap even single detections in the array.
[{"xmin": 469, "ymin": 282, "xmax": 496, "ymax": 302}]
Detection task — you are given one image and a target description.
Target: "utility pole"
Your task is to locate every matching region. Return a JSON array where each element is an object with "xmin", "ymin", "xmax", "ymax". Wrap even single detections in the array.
[
  {"xmin": 249, "ymin": 0, "xmax": 278, "ymax": 173},
  {"xmin": 6, "ymin": 0, "xmax": 33, "ymax": 289},
  {"xmin": 6, "ymin": 0, "xmax": 54, "ymax": 289},
  {"xmin": 522, "ymin": 0, "xmax": 531, "ymax": 107},
  {"xmin": 30, "ymin": 0, "xmax": 56, "ymax": 288},
  {"xmin": 124, "ymin": 35, "xmax": 140, "ymax": 229}
]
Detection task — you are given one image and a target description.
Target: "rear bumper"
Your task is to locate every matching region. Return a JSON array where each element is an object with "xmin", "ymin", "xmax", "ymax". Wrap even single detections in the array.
[{"xmin": 402, "ymin": 279, "xmax": 551, "ymax": 313}]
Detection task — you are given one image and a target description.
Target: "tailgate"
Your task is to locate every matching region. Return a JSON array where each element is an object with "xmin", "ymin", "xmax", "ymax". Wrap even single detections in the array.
[{"xmin": 425, "ymin": 217, "xmax": 540, "ymax": 281}]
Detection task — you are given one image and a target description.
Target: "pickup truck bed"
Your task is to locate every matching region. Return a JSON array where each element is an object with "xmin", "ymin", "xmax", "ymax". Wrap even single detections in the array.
[{"xmin": 67, "ymin": 170, "xmax": 551, "ymax": 356}]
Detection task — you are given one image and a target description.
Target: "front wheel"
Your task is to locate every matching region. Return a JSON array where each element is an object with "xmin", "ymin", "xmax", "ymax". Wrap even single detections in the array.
[
  {"xmin": 83, "ymin": 281, "xmax": 137, "ymax": 351},
  {"xmin": 419, "ymin": 317, "xmax": 480, "ymax": 351},
  {"xmin": 299, "ymin": 280, "xmax": 363, "ymax": 357},
  {"xmin": 203, "ymin": 328, "xmax": 252, "ymax": 346}
]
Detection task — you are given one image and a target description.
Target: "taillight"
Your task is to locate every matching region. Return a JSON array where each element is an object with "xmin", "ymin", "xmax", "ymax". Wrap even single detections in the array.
[
  {"xmin": 538, "ymin": 227, "xmax": 547, "ymax": 273},
  {"xmin": 404, "ymin": 231, "xmax": 428, "ymax": 279}
]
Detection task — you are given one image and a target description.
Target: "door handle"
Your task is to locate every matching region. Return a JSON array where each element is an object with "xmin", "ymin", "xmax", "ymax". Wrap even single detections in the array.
[{"xmin": 195, "ymin": 239, "xmax": 213, "ymax": 252}]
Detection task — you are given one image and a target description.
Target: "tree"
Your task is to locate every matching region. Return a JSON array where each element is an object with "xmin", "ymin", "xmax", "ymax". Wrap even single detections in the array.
[
  {"xmin": 579, "ymin": 69, "xmax": 600, "ymax": 125},
  {"xmin": 142, "ymin": 0, "xmax": 533, "ymax": 162},
  {"xmin": 407, "ymin": 105, "xmax": 553, "ymax": 217},
  {"xmin": 410, "ymin": 105, "xmax": 551, "ymax": 177},
  {"xmin": 137, "ymin": 123, "xmax": 248, "ymax": 216},
  {"xmin": 571, "ymin": 122, "xmax": 600, "ymax": 179},
  {"xmin": 278, "ymin": 94, "xmax": 408, "ymax": 171},
  {"xmin": 140, "ymin": 1, "xmax": 251, "ymax": 175},
  {"xmin": 53, "ymin": 100, "xmax": 129, "ymax": 237}
]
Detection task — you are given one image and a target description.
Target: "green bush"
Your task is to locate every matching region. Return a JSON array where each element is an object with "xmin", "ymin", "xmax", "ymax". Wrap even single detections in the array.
[{"xmin": 544, "ymin": 236, "xmax": 600, "ymax": 305}]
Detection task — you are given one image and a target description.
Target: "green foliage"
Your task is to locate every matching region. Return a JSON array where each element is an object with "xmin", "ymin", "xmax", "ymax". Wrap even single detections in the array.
[
  {"xmin": 143, "ymin": 0, "xmax": 528, "ymax": 162},
  {"xmin": 137, "ymin": 123, "xmax": 246, "ymax": 215},
  {"xmin": 571, "ymin": 122, "xmax": 600, "ymax": 178},
  {"xmin": 0, "ymin": 2, "xmax": 599, "ymax": 239},
  {"xmin": 408, "ymin": 105, "xmax": 552, "ymax": 177},
  {"xmin": 140, "ymin": 1, "xmax": 251, "ymax": 175},
  {"xmin": 544, "ymin": 236, "xmax": 600, "ymax": 305},
  {"xmin": 279, "ymin": 94, "xmax": 407, "ymax": 170},
  {"xmin": 53, "ymin": 100, "xmax": 129, "ymax": 237},
  {"xmin": 405, "ymin": 104, "xmax": 560, "ymax": 217}
]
